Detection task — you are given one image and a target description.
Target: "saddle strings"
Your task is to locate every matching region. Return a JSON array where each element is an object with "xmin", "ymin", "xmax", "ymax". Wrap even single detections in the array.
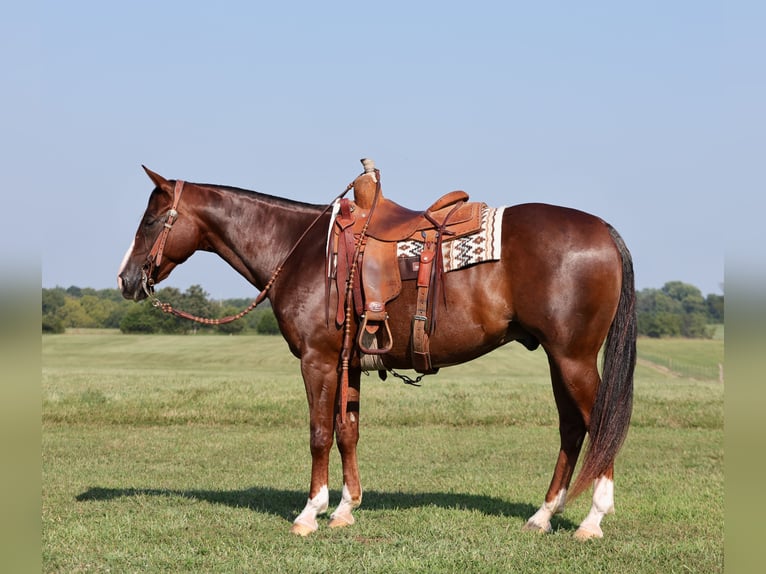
[{"xmin": 339, "ymin": 168, "xmax": 382, "ymax": 423}]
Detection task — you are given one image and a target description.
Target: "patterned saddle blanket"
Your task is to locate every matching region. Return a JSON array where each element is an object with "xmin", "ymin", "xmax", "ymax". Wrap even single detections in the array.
[{"xmin": 395, "ymin": 205, "xmax": 505, "ymax": 277}]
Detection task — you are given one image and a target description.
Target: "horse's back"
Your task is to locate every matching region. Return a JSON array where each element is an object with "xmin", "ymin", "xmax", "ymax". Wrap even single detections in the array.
[{"xmin": 503, "ymin": 202, "xmax": 615, "ymax": 246}]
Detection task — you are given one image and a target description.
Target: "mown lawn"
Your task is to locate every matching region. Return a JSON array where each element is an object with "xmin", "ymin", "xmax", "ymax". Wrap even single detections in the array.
[{"xmin": 42, "ymin": 333, "xmax": 723, "ymax": 573}]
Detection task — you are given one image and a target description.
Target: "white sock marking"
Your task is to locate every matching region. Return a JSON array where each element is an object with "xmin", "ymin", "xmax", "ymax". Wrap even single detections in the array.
[
  {"xmin": 526, "ymin": 488, "xmax": 567, "ymax": 532},
  {"xmin": 577, "ymin": 476, "xmax": 615, "ymax": 536},
  {"xmin": 330, "ymin": 483, "xmax": 360, "ymax": 525},
  {"xmin": 294, "ymin": 485, "xmax": 329, "ymax": 531}
]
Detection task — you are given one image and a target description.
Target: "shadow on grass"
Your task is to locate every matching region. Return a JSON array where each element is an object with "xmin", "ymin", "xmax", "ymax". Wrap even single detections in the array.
[{"xmin": 76, "ymin": 486, "xmax": 577, "ymax": 530}]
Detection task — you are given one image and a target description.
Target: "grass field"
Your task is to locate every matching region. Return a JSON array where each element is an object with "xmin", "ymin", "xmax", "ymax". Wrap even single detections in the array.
[{"xmin": 42, "ymin": 333, "xmax": 723, "ymax": 573}]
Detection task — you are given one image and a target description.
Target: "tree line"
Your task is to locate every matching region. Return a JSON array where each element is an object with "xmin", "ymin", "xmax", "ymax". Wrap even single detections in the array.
[
  {"xmin": 42, "ymin": 285, "xmax": 279, "ymax": 335},
  {"xmin": 42, "ymin": 280, "xmax": 723, "ymax": 338},
  {"xmin": 637, "ymin": 281, "xmax": 722, "ymax": 338}
]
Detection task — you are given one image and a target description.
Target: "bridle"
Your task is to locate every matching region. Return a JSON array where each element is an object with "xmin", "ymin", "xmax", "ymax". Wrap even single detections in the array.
[
  {"xmin": 140, "ymin": 178, "xmax": 354, "ymax": 325},
  {"xmin": 141, "ymin": 179, "xmax": 185, "ymax": 297}
]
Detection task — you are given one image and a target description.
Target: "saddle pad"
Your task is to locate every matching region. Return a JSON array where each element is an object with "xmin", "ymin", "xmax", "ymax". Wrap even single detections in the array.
[{"xmin": 396, "ymin": 205, "xmax": 506, "ymax": 272}]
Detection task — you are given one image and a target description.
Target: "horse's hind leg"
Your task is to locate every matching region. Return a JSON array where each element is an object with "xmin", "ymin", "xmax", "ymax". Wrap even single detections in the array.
[
  {"xmin": 329, "ymin": 368, "xmax": 362, "ymax": 528},
  {"xmin": 574, "ymin": 466, "xmax": 615, "ymax": 540},
  {"xmin": 524, "ymin": 356, "xmax": 594, "ymax": 534}
]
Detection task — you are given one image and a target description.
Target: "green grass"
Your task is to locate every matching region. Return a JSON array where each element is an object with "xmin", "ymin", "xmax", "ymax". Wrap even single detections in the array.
[{"xmin": 43, "ymin": 333, "xmax": 723, "ymax": 573}]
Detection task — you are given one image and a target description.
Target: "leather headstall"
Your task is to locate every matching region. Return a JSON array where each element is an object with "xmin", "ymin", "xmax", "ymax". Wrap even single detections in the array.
[{"xmin": 143, "ymin": 179, "xmax": 185, "ymax": 293}]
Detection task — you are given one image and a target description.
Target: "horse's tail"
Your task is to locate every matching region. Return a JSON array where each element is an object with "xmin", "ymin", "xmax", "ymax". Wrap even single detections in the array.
[{"xmin": 568, "ymin": 224, "xmax": 637, "ymax": 501}]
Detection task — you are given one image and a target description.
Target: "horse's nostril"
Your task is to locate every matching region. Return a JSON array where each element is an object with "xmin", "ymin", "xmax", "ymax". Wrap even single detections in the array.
[{"xmin": 117, "ymin": 272, "xmax": 134, "ymax": 294}]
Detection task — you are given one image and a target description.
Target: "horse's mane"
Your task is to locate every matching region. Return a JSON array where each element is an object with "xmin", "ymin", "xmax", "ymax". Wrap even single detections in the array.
[{"xmin": 195, "ymin": 182, "xmax": 328, "ymax": 211}]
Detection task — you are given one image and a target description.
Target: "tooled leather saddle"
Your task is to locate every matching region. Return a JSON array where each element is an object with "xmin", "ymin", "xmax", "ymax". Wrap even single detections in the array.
[{"xmin": 328, "ymin": 159, "xmax": 486, "ymax": 374}]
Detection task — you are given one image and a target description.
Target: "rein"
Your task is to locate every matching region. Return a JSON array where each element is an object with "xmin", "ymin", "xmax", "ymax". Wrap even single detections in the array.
[{"xmin": 143, "ymin": 179, "xmax": 354, "ymax": 325}]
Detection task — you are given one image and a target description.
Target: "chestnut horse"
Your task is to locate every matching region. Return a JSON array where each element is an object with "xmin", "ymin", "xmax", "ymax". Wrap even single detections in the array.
[{"xmin": 118, "ymin": 165, "xmax": 636, "ymax": 540}]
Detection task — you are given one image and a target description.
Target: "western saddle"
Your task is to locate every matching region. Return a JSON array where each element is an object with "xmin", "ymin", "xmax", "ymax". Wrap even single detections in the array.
[{"xmin": 329, "ymin": 159, "xmax": 485, "ymax": 374}]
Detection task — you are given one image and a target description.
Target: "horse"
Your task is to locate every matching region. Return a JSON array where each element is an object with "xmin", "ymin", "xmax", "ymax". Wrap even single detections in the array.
[{"xmin": 118, "ymin": 164, "xmax": 636, "ymax": 540}]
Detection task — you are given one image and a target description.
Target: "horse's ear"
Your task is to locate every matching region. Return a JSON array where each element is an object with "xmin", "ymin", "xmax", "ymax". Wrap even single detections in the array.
[{"xmin": 142, "ymin": 165, "xmax": 171, "ymax": 191}]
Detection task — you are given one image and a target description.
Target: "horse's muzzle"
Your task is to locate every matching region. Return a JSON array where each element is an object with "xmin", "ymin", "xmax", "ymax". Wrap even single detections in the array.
[{"xmin": 117, "ymin": 272, "xmax": 148, "ymax": 301}]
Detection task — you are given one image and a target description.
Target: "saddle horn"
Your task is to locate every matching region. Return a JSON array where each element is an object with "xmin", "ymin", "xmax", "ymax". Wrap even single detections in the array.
[{"xmin": 360, "ymin": 158, "xmax": 376, "ymax": 173}]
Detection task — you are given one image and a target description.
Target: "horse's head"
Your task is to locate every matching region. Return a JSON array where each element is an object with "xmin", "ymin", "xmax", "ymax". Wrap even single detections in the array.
[{"xmin": 118, "ymin": 167, "xmax": 199, "ymax": 301}]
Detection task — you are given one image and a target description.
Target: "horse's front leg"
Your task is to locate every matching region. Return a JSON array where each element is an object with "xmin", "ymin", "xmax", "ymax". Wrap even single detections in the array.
[
  {"xmin": 330, "ymin": 368, "xmax": 362, "ymax": 528},
  {"xmin": 291, "ymin": 354, "xmax": 338, "ymax": 536}
]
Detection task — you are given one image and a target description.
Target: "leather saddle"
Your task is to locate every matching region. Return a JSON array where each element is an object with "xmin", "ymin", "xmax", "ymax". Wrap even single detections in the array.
[{"xmin": 329, "ymin": 162, "xmax": 484, "ymax": 373}]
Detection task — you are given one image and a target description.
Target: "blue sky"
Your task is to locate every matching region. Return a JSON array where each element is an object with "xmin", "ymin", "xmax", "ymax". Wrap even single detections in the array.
[{"xmin": 7, "ymin": 1, "xmax": 763, "ymax": 299}]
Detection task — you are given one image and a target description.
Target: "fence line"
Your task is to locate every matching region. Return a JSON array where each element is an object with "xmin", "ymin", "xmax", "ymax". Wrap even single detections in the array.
[{"xmin": 638, "ymin": 353, "xmax": 724, "ymax": 382}]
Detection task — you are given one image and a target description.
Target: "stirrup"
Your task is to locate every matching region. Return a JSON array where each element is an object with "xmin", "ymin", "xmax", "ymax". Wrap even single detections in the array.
[{"xmin": 358, "ymin": 313, "xmax": 393, "ymax": 355}]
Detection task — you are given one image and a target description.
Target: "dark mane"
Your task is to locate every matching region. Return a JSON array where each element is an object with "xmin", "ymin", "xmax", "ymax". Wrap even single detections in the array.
[{"xmin": 194, "ymin": 181, "xmax": 328, "ymax": 212}]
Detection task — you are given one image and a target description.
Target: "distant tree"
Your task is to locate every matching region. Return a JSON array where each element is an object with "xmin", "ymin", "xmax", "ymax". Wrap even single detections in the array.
[
  {"xmin": 96, "ymin": 288, "xmax": 128, "ymax": 303},
  {"xmin": 65, "ymin": 285, "xmax": 83, "ymax": 297},
  {"xmin": 216, "ymin": 306, "xmax": 247, "ymax": 334},
  {"xmin": 221, "ymin": 297, "xmax": 255, "ymax": 309},
  {"xmin": 637, "ymin": 290, "xmax": 682, "ymax": 337},
  {"xmin": 42, "ymin": 288, "xmax": 67, "ymax": 332},
  {"xmin": 181, "ymin": 285, "xmax": 215, "ymax": 317},
  {"xmin": 637, "ymin": 281, "xmax": 715, "ymax": 338},
  {"xmin": 119, "ymin": 304, "xmax": 160, "ymax": 333},
  {"xmin": 42, "ymin": 288, "xmax": 66, "ymax": 316},
  {"xmin": 706, "ymin": 293, "xmax": 724, "ymax": 323},
  {"xmin": 256, "ymin": 309, "xmax": 280, "ymax": 335},
  {"xmin": 224, "ymin": 298, "xmax": 272, "ymax": 333},
  {"xmin": 178, "ymin": 285, "xmax": 217, "ymax": 334},
  {"xmin": 119, "ymin": 287, "xmax": 186, "ymax": 333},
  {"xmin": 79, "ymin": 294, "xmax": 110, "ymax": 326},
  {"xmin": 42, "ymin": 314, "xmax": 65, "ymax": 333},
  {"xmin": 682, "ymin": 312, "xmax": 713, "ymax": 339},
  {"xmin": 244, "ymin": 307, "xmax": 266, "ymax": 332},
  {"xmin": 104, "ymin": 300, "xmax": 132, "ymax": 328},
  {"xmin": 58, "ymin": 297, "xmax": 98, "ymax": 328}
]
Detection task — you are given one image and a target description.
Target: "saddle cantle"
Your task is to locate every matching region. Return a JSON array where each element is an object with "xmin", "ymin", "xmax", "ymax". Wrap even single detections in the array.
[{"xmin": 329, "ymin": 159, "xmax": 486, "ymax": 374}]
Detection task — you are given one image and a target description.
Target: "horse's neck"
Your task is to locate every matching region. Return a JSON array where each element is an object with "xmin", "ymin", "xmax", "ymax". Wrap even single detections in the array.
[{"xmin": 200, "ymin": 185, "xmax": 325, "ymax": 291}]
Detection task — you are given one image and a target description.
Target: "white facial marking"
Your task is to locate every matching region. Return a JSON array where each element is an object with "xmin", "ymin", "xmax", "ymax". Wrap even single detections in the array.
[{"xmin": 117, "ymin": 239, "xmax": 136, "ymax": 290}]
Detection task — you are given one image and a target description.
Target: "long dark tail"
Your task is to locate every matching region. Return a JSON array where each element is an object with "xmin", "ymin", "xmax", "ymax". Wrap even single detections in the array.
[{"xmin": 568, "ymin": 224, "xmax": 637, "ymax": 500}]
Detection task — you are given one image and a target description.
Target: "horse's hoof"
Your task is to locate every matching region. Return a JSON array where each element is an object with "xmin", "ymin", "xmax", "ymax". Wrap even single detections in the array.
[
  {"xmin": 290, "ymin": 520, "xmax": 317, "ymax": 537},
  {"xmin": 328, "ymin": 513, "xmax": 355, "ymax": 529},
  {"xmin": 574, "ymin": 525, "xmax": 603, "ymax": 540},
  {"xmin": 521, "ymin": 519, "xmax": 551, "ymax": 534}
]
